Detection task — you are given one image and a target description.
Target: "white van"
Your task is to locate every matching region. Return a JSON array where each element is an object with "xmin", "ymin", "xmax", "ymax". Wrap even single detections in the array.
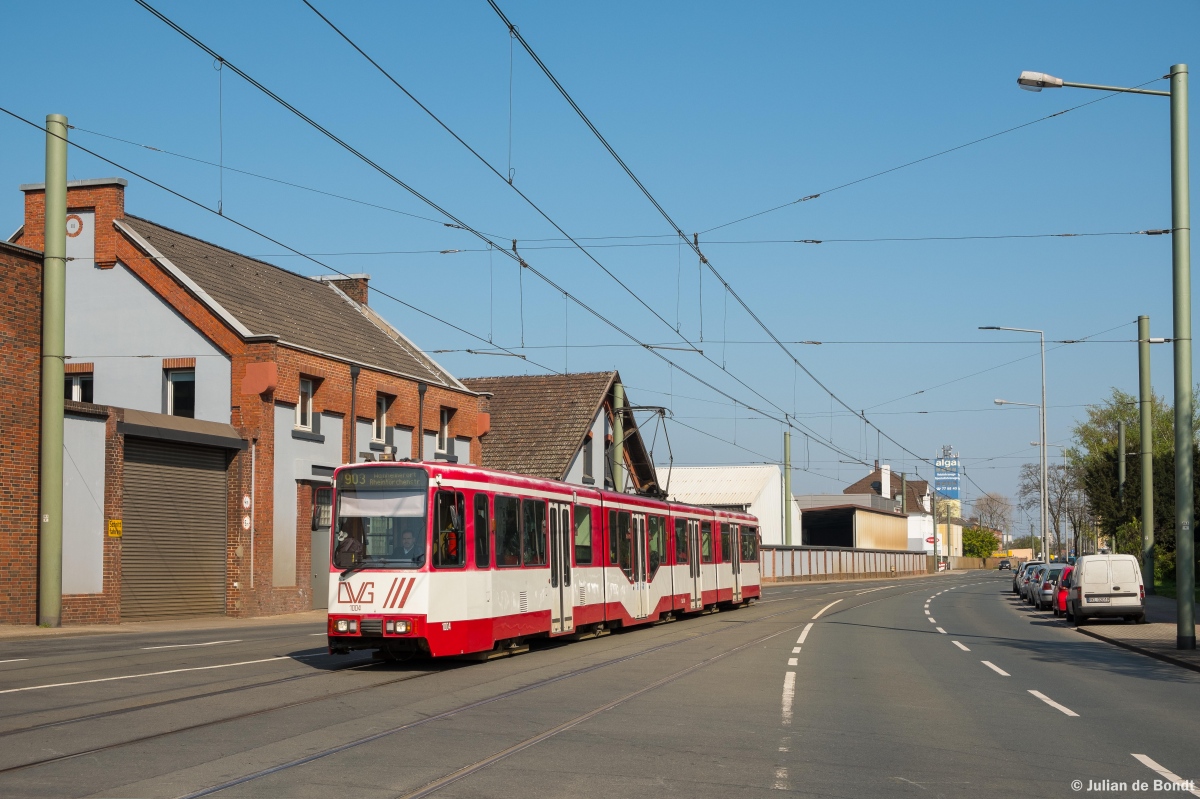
[{"xmin": 1066, "ymin": 554, "xmax": 1146, "ymax": 625}]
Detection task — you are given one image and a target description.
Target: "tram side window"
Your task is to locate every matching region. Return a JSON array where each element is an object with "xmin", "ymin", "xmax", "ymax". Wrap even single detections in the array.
[
  {"xmin": 574, "ymin": 505, "xmax": 592, "ymax": 565},
  {"xmin": 700, "ymin": 522, "xmax": 714, "ymax": 563},
  {"xmin": 608, "ymin": 510, "xmax": 619, "ymax": 567},
  {"xmin": 617, "ymin": 511, "xmax": 633, "ymax": 579},
  {"xmin": 741, "ymin": 526, "xmax": 758, "ymax": 562},
  {"xmin": 474, "ymin": 494, "xmax": 490, "ymax": 569},
  {"xmin": 648, "ymin": 516, "xmax": 666, "ymax": 579},
  {"xmin": 719, "ymin": 524, "xmax": 732, "ymax": 562},
  {"xmin": 674, "ymin": 518, "xmax": 688, "ymax": 564},
  {"xmin": 496, "ymin": 496, "xmax": 521, "ymax": 567},
  {"xmin": 433, "ymin": 491, "xmax": 465, "ymax": 569},
  {"xmin": 522, "ymin": 499, "xmax": 547, "ymax": 566}
]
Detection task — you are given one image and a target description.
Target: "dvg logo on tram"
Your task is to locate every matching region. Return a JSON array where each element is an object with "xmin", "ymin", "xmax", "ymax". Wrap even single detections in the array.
[{"xmin": 337, "ymin": 581, "xmax": 374, "ymax": 605}]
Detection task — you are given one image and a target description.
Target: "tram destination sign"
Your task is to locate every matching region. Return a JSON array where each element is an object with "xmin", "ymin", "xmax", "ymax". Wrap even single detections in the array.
[{"xmin": 337, "ymin": 466, "xmax": 427, "ymax": 491}]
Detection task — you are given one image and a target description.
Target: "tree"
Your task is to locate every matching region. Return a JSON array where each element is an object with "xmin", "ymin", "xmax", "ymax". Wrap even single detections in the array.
[
  {"xmin": 1017, "ymin": 462, "xmax": 1087, "ymax": 558},
  {"xmin": 973, "ymin": 492, "xmax": 1012, "ymax": 537},
  {"xmin": 962, "ymin": 527, "xmax": 998, "ymax": 559}
]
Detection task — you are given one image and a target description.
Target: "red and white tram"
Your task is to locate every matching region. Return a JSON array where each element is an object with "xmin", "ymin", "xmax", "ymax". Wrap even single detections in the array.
[{"xmin": 326, "ymin": 461, "xmax": 761, "ymax": 659}]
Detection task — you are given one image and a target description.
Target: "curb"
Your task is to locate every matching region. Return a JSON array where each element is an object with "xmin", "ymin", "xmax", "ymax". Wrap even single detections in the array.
[{"xmin": 1074, "ymin": 626, "xmax": 1200, "ymax": 675}]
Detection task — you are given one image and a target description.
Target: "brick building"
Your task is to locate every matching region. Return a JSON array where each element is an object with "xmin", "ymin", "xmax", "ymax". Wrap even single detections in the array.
[
  {"xmin": 0, "ymin": 240, "xmax": 44, "ymax": 624},
  {"xmin": 7, "ymin": 177, "xmax": 482, "ymax": 622}
]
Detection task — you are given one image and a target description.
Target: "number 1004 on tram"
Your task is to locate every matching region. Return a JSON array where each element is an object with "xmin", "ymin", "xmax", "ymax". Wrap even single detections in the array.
[{"xmin": 327, "ymin": 462, "xmax": 761, "ymax": 659}]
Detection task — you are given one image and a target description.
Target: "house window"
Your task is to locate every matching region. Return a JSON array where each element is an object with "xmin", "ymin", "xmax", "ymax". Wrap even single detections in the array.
[
  {"xmin": 64, "ymin": 374, "xmax": 94, "ymax": 403},
  {"xmin": 581, "ymin": 434, "xmax": 594, "ymax": 483},
  {"xmin": 437, "ymin": 407, "xmax": 454, "ymax": 452},
  {"xmin": 166, "ymin": 369, "xmax": 195, "ymax": 418},
  {"xmin": 373, "ymin": 394, "xmax": 389, "ymax": 442},
  {"xmin": 296, "ymin": 378, "xmax": 314, "ymax": 430}
]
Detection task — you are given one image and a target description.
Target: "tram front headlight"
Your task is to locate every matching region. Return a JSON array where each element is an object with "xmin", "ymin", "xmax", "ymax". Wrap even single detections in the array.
[
  {"xmin": 335, "ymin": 619, "xmax": 355, "ymax": 633},
  {"xmin": 394, "ymin": 620, "xmax": 411, "ymax": 634}
]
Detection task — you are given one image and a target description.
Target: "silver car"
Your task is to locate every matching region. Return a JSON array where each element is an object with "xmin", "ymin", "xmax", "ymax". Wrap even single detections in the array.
[
  {"xmin": 1019, "ymin": 564, "xmax": 1043, "ymax": 601},
  {"xmin": 1013, "ymin": 561, "xmax": 1043, "ymax": 594},
  {"xmin": 1030, "ymin": 564, "xmax": 1065, "ymax": 610}
]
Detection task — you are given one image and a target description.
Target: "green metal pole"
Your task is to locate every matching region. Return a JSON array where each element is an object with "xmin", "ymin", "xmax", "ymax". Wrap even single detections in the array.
[
  {"xmin": 1170, "ymin": 64, "xmax": 1195, "ymax": 650},
  {"xmin": 1139, "ymin": 315, "xmax": 1155, "ymax": 594},
  {"xmin": 612, "ymin": 382, "xmax": 625, "ymax": 493},
  {"xmin": 38, "ymin": 114, "xmax": 67, "ymax": 628},
  {"xmin": 1118, "ymin": 421, "xmax": 1127, "ymax": 505},
  {"xmin": 783, "ymin": 431, "xmax": 792, "ymax": 545}
]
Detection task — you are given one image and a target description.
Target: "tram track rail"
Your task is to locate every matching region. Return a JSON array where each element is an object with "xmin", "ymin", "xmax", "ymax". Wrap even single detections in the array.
[
  {"xmin": 171, "ymin": 596, "xmax": 825, "ymax": 799},
  {"xmin": 0, "ymin": 578, "xmax": 922, "ymax": 794}
]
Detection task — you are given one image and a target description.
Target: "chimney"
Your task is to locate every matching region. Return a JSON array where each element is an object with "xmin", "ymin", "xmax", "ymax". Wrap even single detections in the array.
[
  {"xmin": 20, "ymin": 177, "xmax": 127, "ymax": 269},
  {"xmin": 319, "ymin": 274, "xmax": 370, "ymax": 306}
]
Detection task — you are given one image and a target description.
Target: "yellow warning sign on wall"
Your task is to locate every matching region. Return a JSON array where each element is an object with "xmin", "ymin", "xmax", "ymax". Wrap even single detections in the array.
[{"xmin": 107, "ymin": 519, "xmax": 123, "ymax": 538}]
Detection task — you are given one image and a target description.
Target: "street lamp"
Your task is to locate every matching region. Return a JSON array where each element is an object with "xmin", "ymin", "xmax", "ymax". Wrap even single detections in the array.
[
  {"xmin": 996, "ymin": 397, "xmax": 1049, "ymax": 561},
  {"xmin": 1017, "ymin": 66, "xmax": 1193, "ymax": 651}
]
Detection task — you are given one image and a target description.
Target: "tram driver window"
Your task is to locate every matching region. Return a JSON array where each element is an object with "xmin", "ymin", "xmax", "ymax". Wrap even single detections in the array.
[
  {"xmin": 474, "ymin": 494, "xmax": 490, "ymax": 568},
  {"xmin": 495, "ymin": 496, "xmax": 520, "ymax": 567},
  {"xmin": 522, "ymin": 499, "xmax": 547, "ymax": 566},
  {"xmin": 674, "ymin": 518, "xmax": 688, "ymax": 564},
  {"xmin": 700, "ymin": 522, "xmax": 714, "ymax": 564},
  {"xmin": 574, "ymin": 505, "xmax": 592, "ymax": 565},
  {"xmin": 433, "ymin": 491, "xmax": 465, "ymax": 569}
]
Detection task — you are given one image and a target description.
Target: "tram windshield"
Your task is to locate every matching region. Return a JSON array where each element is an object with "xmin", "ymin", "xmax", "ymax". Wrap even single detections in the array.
[{"xmin": 333, "ymin": 466, "xmax": 429, "ymax": 570}]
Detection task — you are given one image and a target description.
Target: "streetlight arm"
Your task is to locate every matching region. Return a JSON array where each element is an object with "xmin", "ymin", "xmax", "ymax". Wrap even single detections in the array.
[
  {"xmin": 1017, "ymin": 71, "xmax": 1169, "ymax": 97},
  {"xmin": 1061, "ymin": 80, "xmax": 1170, "ymax": 97}
]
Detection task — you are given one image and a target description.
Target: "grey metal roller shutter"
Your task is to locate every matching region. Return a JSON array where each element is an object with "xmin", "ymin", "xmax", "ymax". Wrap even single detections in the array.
[{"xmin": 122, "ymin": 438, "xmax": 228, "ymax": 619}]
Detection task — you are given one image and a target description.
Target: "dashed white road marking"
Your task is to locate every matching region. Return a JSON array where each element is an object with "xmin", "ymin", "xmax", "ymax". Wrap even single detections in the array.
[
  {"xmin": 952, "ymin": 641, "xmax": 970, "ymax": 651},
  {"xmin": 936, "ymin": 627, "xmax": 946, "ymax": 634},
  {"xmin": 791, "ymin": 647, "xmax": 801, "ymax": 654},
  {"xmin": 141, "ymin": 639, "xmax": 243, "ymax": 650},
  {"xmin": 928, "ymin": 618, "xmax": 937, "ymax": 624},
  {"xmin": 0, "ymin": 656, "xmax": 292, "ymax": 695},
  {"xmin": 1131, "ymin": 754, "xmax": 1200, "ymax": 797},
  {"xmin": 772, "ymin": 766, "xmax": 790, "ymax": 790},
  {"xmin": 981, "ymin": 661, "xmax": 1010, "ymax": 676},
  {"xmin": 310, "ymin": 633, "xmax": 326, "ymax": 636},
  {"xmin": 787, "ymin": 657, "xmax": 798, "ymax": 666},
  {"xmin": 781, "ymin": 671, "xmax": 796, "ymax": 725},
  {"xmin": 812, "ymin": 600, "xmax": 842, "ymax": 619},
  {"xmin": 924, "ymin": 610, "xmax": 930, "ymax": 615},
  {"xmin": 855, "ymin": 585, "xmax": 895, "ymax": 595},
  {"xmin": 0, "ymin": 658, "xmax": 29, "ymax": 664},
  {"xmin": 1029, "ymin": 690, "xmax": 1079, "ymax": 717},
  {"xmin": 797, "ymin": 623, "xmax": 813, "ymax": 644}
]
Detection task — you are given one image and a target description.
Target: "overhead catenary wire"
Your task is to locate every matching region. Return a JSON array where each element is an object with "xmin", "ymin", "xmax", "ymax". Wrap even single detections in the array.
[
  {"xmin": 699, "ymin": 76, "xmax": 1168, "ymax": 235},
  {"xmin": 128, "ymin": 2, "xmax": 879, "ymax": 471},
  {"xmin": 0, "ymin": 107, "xmax": 563, "ymax": 379}
]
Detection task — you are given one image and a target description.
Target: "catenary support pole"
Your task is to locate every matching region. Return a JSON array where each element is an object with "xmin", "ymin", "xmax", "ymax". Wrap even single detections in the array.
[
  {"xmin": 612, "ymin": 381, "xmax": 625, "ymax": 493},
  {"xmin": 38, "ymin": 114, "xmax": 67, "ymax": 628},
  {"xmin": 1118, "ymin": 420, "xmax": 1127, "ymax": 504},
  {"xmin": 1169, "ymin": 64, "xmax": 1195, "ymax": 650},
  {"xmin": 1139, "ymin": 315, "xmax": 1155, "ymax": 594},
  {"xmin": 783, "ymin": 431, "xmax": 792, "ymax": 545}
]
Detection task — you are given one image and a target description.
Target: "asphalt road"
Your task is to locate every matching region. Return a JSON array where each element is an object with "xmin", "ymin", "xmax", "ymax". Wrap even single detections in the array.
[{"xmin": 0, "ymin": 572, "xmax": 1196, "ymax": 798}]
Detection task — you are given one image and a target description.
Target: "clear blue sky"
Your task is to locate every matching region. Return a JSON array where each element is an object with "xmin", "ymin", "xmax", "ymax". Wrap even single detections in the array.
[{"xmin": 3, "ymin": 1, "xmax": 1197, "ymax": 527}]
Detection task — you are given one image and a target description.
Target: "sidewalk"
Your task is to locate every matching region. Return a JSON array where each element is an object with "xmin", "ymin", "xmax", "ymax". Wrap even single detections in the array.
[
  {"xmin": 0, "ymin": 609, "xmax": 327, "ymax": 643},
  {"xmin": 1074, "ymin": 594, "xmax": 1200, "ymax": 673}
]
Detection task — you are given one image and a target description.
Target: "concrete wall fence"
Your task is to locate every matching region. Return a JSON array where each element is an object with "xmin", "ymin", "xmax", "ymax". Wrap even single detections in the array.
[{"xmin": 759, "ymin": 546, "xmax": 929, "ymax": 582}]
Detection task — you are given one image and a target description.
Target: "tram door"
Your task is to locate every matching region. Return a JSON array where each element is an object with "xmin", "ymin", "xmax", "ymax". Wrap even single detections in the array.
[
  {"xmin": 548, "ymin": 502, "xmax": 575, "ymax": 634},
  {"xmin": 632, "ymin": 514, "xmax": 650, "ymax": 619},
  {"xmin": 687, "ymin": 520, "xmax": 702, "ymax": 610},
  {"xmin": 731, "ymin": 524, "xmax": 743, "ymax": 603}
]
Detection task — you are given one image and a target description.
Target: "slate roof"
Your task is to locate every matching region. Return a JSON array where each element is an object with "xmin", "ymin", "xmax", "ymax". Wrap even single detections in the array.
[
  {"xmin": 120, "ymin": 215, "xmax": 462, "ymax": 389},
  {"xmin": 844, "ymin": 467, "xmax": 928, "ymax": 513},
  {"xmin": 461, "ymin": 371, "xmax": 616, "ymax": 480},
  {"xmin": 461, "ymin": 371, "xmax": 658, "ymax": 491}
]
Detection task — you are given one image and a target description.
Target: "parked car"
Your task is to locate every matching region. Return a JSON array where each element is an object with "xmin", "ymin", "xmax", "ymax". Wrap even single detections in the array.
[
  {"xmin": 1067, "ymin": 553, "xmax": 1146, "ymax": 625},
  {"xmin": 1013, "ymin": 561, "xmax": 1043, "ymax": 594},
  {"xmin": 998, "ymin": 559, "xmax": 1012, "ymax": 571},
  {"xmin": 1031, "ymin": 564, "xmax": 1066, "ymax": 610},
  {"xmin": 1022, "ymin": 563, "xmax": 1041, "ymax": 599},
  {"xmin": 1052, "ymin": 565, "xmax": 1074, "ymax": 617}
]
